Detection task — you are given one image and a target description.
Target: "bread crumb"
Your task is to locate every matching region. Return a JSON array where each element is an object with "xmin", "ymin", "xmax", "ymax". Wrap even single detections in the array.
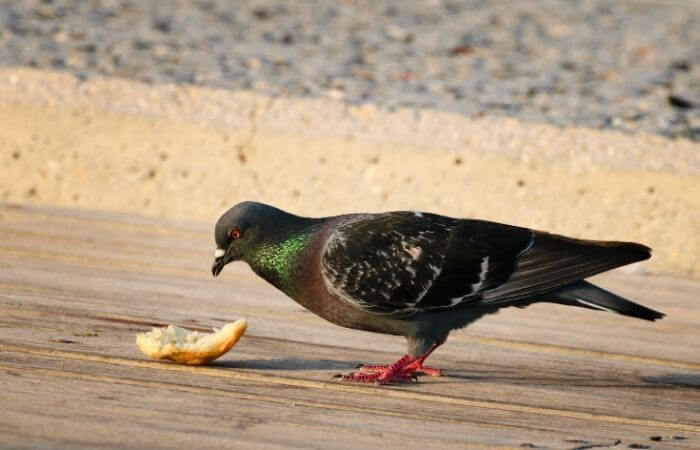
[{"xmin": 136, "ymin": 319, "xmax": 247, "ymax": 365}]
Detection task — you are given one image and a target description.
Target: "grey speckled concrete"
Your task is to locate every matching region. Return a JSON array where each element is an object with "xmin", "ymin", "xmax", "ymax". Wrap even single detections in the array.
[{"xmin": 0, "ymin": 0, "xmax": 698, "ymax": 139}]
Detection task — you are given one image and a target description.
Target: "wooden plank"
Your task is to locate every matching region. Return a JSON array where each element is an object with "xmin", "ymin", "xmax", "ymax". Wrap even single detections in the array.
[
  {"xmin": 0, "ymin": 203, "xmax": 699, "ymax": 448},
  {"xmin": 1, "ymin": 349, "xmax": 696, "ymax": 449}
]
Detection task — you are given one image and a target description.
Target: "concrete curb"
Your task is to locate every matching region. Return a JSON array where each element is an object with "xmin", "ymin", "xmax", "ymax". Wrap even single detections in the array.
[{"xmin": 0, "ymin": 68, "xmax": 698, "ymax": 277}]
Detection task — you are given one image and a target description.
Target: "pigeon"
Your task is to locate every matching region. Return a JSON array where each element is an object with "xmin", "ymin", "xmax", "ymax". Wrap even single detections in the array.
[{"xmin": 212, "ymin": 201, "xmax": 663, "ymax": 384}]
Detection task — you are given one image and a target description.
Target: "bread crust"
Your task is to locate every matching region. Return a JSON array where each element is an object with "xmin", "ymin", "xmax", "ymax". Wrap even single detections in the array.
[{"xmin": 136, "ymin": 319, "xmax": 247, "ymax": 365}]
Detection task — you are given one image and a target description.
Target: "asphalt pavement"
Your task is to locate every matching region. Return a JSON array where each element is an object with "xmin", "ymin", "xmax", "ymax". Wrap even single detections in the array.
[{"xmin": 1, "ymin": 0, "xmax": 697, "ymax": 139}]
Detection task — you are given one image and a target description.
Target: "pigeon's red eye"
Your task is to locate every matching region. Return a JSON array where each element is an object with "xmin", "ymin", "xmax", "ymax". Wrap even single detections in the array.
[{"xmin": 229, "ymin": 228, "xmax": 242, "ymax": 239}]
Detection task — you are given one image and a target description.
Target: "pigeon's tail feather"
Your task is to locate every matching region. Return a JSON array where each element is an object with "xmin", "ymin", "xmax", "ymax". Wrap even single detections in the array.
[{"xmin": 551, "ymin": 280, "xmax": 665, "ymax": 321}]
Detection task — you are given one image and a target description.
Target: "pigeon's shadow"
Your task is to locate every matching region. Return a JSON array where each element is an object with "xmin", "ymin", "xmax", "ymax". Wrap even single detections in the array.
[
  {"xmin": 643, "ymin": 373, "xmax": 700, "ymax": 388},
  {"xmin": 441, "ymin": 371, "xmax": 632, "ymax": 388},
  {"xmin": 213, "ymin": 357, "xmax": 355, "ymax": 371},
  {"xmin": 211, "ymin": 360, "xmax": 700, "ymax": 390},
  {"xmin": 439, "ymin": 370, "xmax": 700, "ymax": 389}
]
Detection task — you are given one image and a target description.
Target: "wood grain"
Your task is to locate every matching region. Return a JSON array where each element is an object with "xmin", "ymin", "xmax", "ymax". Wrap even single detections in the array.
[{"xmin": 0, "ymin": 203, "xmax": 698, "ymax": 449}]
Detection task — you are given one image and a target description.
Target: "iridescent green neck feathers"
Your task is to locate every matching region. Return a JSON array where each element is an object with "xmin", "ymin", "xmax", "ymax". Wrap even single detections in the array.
[{"xmin": 248, "ymin": 229, "xmax": 313, "ymax": 295}]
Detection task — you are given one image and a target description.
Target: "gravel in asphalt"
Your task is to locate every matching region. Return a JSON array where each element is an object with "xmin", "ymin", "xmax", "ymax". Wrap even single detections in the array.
[{"xmin": 0, "ymin": 0, "xmax": 698, "ymax": 139}]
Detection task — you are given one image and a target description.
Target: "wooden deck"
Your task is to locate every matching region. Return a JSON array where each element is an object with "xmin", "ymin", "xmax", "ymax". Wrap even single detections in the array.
[{"xmin": 1, "ymin": 203, "xmax": 698, "ymax": 449}]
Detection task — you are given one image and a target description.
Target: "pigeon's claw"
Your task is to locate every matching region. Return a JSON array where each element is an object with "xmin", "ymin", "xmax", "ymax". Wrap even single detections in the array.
[
  {"xmin": 341, "ymin": 354, "xmax": 443, "ymax": 384},
  {"xmin": 400, "ymin": 359, "xmax": 445, "ymax": 377},
  {"xmin": 341, "ymin": 369, "xmax": 418, "ymax": 385},
  {"xmin": 358, "ymin": 362, "xmax": 443, "ymax": 377}
]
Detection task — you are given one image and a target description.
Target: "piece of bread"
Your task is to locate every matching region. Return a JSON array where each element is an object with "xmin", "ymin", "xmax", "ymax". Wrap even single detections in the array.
[{"xmin": 136, "ymin": 318, "xmax": 247, "ymax": 365}]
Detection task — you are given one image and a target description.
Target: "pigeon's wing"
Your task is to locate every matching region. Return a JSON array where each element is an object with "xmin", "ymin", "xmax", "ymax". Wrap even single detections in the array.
[
  {"xmin": 321, "ymin": 212, "xmax": 651, "ymax": 317},
  {"xmin": 320, "ymin": 212, "xmax": 533, "ymax": 316},
  {"xmin": 479, "ymin": 233, "xmax": 651, "ymax": 304},
  {"xmin": 413, "ymin": 226, "xmax": 651, "ymax": 309}
]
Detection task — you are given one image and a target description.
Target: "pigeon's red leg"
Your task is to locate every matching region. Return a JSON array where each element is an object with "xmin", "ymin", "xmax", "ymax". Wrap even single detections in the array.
[
  {"xmin": 398, "ymin": 337, "xmax": 447, "ymax": 377},
  {"xmin": 358, "ymin": 354, "xmax": 442, "ymax": 377},
  {"xmin": 342, "ymin": 354, "xmax": 415, "ymax": 384},
  {"xmin": 342, "ymin": 337, "xmax": 447, "ymax": 384},
  {"xmin": 399, "ymin": 360, "xmax": 443, "ymax": 377}
]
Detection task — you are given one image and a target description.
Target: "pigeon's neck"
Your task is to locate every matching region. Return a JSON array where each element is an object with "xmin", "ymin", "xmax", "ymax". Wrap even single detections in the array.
[{"xmin": 247, "ymin": 216, "xmax": 319, "ymax": 296}]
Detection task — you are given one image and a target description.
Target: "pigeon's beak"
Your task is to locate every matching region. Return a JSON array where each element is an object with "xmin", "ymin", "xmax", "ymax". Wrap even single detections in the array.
[{"xmin": 212, "ymin": 248, "xmax": 227, "ymax": 277}]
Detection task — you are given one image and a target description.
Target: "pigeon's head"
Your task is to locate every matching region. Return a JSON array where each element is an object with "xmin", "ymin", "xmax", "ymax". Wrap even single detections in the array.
[{"xmin": 211, "ymin": 201, "xmax": 287, "ymax": 276}]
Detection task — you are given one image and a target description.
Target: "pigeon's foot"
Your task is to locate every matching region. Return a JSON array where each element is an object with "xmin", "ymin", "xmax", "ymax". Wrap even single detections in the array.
[
  {"xmin": 341, "ymin": 354, "xmax": 444, "ymax": 384},
  {"xmin": 400, "ymin": 358, "xmax": 445, "ymax": 377},
  {"xmin": 358, "ymin": 359, "xmax": 444, "ymax": 377}
]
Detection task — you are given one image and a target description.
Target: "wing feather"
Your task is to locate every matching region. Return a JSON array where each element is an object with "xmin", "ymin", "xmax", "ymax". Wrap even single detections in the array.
[{"xmin": 482, "ymin": 233, "xmax": 651, "ymax": 303}]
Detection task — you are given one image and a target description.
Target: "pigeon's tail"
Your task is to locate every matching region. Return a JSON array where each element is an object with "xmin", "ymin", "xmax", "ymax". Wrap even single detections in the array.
[{"xmin": 551, "ymin": 280, "xmax": 665, "ymax": 321}]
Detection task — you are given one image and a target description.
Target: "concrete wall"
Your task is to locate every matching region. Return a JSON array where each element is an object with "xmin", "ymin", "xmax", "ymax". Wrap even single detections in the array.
[{"xmin": 1, "ymin": 69, "xmax": 698, "ymax": 277}]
